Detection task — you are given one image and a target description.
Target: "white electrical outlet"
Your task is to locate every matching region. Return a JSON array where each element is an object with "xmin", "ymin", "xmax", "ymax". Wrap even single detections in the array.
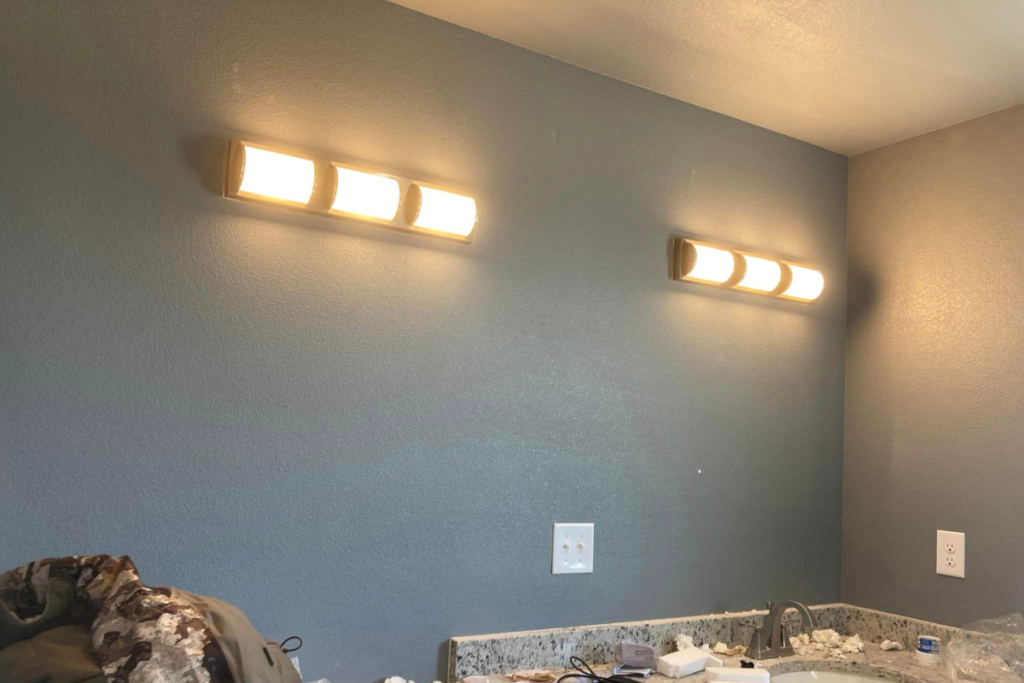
[
  {"xmin": 937, "ymin": 530, "xmax": 965, "ymax": 578},
  {"xmin": 552, "ymin": 523, "xmax": 594, "ymax": 574}
]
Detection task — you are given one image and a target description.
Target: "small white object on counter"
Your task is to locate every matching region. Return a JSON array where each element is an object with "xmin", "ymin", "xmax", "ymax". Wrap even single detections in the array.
[
  {"xmin": 711, "ymin": 642, "xmax": 747, "ymax": 657},
  {"xmin": 916, "ymin": 635, "xmax": 941, "ymax": 666},
  {"xmin": 880, "ymin": 640, "xmax": 904, "ymax": 652},
  {"xmin": 812, "ymin": 630, "xmax": 844, "ymax": 648},
  {"xmin": 657, "ymin": 647, "xmax": 723, "ymax": 678},
  {"xmin": 511, "ymin": 670, "xmax": 555, "ymax": 682},
  {"xmin": 675, "ymin": 634, "xmax": 696, "ymax": 651},
  {"xmin": 614, "ymin": 667, "xmax": 653, "ymax": 677},
  {"xmin": 839, "ymin": 634, "xmax": 864, "ymax": 654},
  {"xmin": 657, "ymin": 647, "xmax": 706, "ymax": 678},
  {"xmin": 705, "ymin": 667, "xmax": 769, "ymax": 683}
]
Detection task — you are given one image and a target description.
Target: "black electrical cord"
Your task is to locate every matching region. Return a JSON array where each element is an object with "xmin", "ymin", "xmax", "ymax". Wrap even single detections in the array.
[
  {"xmin": 555, "ymin": 657, "xmax": 645, "ymax": 683},
  {"xmin": 280, "ymin": 636, "xmax": 303, "ymax": 654}
]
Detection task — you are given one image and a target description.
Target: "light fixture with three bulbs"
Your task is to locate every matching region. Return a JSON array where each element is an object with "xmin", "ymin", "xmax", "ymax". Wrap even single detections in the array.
[
  {"xmin": 672, "ymin": 238, "xmax": 824, "ymax": 302},
  {"xmin": 224, "ymin": 140, "xmax": 477, "ymax": 241}
]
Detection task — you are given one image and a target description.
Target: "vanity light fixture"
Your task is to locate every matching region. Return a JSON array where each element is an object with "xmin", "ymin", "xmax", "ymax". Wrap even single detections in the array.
[
  {"xmin": 330, "ymin": 164, "xmax": 402, "ymax": 222},
  {"xmin": 224, "ymin": 139, "xmax": 476, "ymax": 242},
  {"xmin": 735, "ymin": 253, "xmax": 783, "ymax": 293},
  {"xmin": 778, "ymin": 262, "xmax": 825, "ymax": 302},
  {"xmin": 674, "ymin": 240, "xmax": 738, "ymax": 285},
  {"xmin": 226, "ymin": 141, "xmax": 317, "ymax": 207},
  {"xmin": 404, "ymin": 184, "xmax": 478, "ymax": 238},
  {"xmin": 672, "ymin": 237, "xmax": 824, "ymax": 303}
]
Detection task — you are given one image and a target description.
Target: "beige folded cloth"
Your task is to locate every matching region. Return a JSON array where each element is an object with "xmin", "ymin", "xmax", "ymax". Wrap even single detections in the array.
[{"xmin": 0, "ymin": 625, "xmax": 106, "ymax": 683}]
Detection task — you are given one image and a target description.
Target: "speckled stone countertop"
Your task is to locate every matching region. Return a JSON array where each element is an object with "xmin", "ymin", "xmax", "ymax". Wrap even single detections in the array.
[
  {"xmin": 449, "ymin": 604, "xmax": 959, "ymax": 683},
  {"xmin": 458, "ymin": 645, "xmax": 950, "ymax": 683}
]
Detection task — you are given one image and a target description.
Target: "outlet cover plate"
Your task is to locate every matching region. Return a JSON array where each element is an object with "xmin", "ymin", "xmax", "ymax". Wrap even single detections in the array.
[
  {"xmin": 552, "ymin": 523, "xmax": 594, "ymax": 574},
  {"xmin": 937, "ymin": 530, "xmax": 965, "ymax": 578}
]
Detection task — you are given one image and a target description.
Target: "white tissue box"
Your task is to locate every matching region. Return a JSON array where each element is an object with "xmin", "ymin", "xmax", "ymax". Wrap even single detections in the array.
[{"xmin": 657, "ymin": 648, "xmax": 722, "ymax": 678}]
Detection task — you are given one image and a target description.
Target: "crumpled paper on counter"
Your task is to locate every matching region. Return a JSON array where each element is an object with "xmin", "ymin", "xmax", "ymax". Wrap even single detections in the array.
[
  {"xmin": 790, "ymin": 630, "xmax": 864, "ymax": 658},
  {"xmin": 673, "ymin": 633, "xmax": 746, "ymax": 656}
]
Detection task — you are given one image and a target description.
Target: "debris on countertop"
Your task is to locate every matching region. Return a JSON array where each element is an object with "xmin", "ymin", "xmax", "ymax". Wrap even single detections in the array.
[
  {"xmin": 511, "ymin": 670, "xmax": 556, "ymax": 682},
  {"xmin": 880, "ymin": 640, "xmax": 904, "ymax": 651},
  {"xmin": 840, "ymin": 635, "xmax": 865, "ymax": 654},
  {"xmin": 789, "ymin": 630, "xmax": 864, "ymax": 658},
  {"xmin": 675, "ymin": 634, "xmax": 695, "ymax": 651},
  {"xmin": 711, "ymin": 642, "xmax": 748, "ymax": 657},
  {"xmin": 673, "ymin": 633, "xmax": 746, "ymax": 657},
  {"xmin": 813, "ymin": 629, "xmax": 844, "ymax": 648}
]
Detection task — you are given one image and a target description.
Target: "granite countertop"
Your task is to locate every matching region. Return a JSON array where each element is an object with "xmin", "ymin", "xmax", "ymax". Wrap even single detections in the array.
[
  {"xmin": 461, "ymin": 645, "xmax": 949, "ymax": 683},
  {"xmin": 448, "ymin": 604, "xmax": 960, "ymax": 683}
]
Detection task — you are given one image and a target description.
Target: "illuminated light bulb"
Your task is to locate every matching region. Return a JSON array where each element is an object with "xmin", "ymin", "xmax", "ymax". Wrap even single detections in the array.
[
  {"xmin": 406, "ymin": 185, "xmax": 477, "ymax": 237},
  {"xmin": 331, "ymin": 166, "xmax": 401, "ymax": 221},
  {"xmin": 235, "ymin": 144, "xmax": 316, "ymax": 206},
  {"xmin": 782, "ymin": 264, "xmax": 825, "ymax": 301},
  {"xmin": 736, "ymin": 254, "xmax": 783, "ymax": 293},
  {"xmin": 685, "ymin": 243, "xmax": 735, "ymax": 284}
]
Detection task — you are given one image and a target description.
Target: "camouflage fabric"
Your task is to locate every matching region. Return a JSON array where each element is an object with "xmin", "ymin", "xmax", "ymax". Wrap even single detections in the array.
[{"xmin": 0, "ymin": 555, "xmax": 235, "ymax": 683}]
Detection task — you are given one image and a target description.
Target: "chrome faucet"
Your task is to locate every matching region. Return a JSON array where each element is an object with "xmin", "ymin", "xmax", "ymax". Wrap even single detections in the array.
[{"xmin": 746, "ymin": 601, "xmax": 819, "ymax": 660}]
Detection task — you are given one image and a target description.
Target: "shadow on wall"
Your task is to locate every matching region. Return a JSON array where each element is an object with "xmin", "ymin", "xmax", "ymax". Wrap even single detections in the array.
[
  {"xmin": 437, "ymin": 640, "xmax": 449, "ymax": 683},
  {"xmin": 181, "ymin": 135, "xmax": 229, "ymax": 197},
  {"xmin": 846, "ymin": 255, "xmax": 878, "ymax": 334}
]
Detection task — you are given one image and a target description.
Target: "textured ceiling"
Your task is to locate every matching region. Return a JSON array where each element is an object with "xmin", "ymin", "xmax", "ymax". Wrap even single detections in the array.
[{"xmin": 389, "ymin": 0, "xmax": 1024, "ymax": 155}]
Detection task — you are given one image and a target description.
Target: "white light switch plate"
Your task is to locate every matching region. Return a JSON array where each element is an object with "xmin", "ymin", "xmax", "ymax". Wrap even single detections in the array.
[
  {"xmin": 937, "ymin": 530, "xmax": 965, "ymax": 578},
  {"xmin": 552, "ymin": 523, "xmax": 594, "ymax": 574}
]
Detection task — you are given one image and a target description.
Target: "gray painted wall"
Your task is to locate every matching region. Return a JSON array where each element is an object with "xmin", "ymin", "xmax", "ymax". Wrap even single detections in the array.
[
  {"xmin": 0, "ymin": 1, "xmax": 847, "ymax": 680},
  {"xmin": 844, "ymin": 104, "xmax": 1024, "ymax": 625}
]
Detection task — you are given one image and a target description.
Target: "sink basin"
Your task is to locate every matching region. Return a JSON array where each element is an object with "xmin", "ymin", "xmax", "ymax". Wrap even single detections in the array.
[{"xmin": 774, "ymin": 673, "xmax": 890, "ymax": 683}]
